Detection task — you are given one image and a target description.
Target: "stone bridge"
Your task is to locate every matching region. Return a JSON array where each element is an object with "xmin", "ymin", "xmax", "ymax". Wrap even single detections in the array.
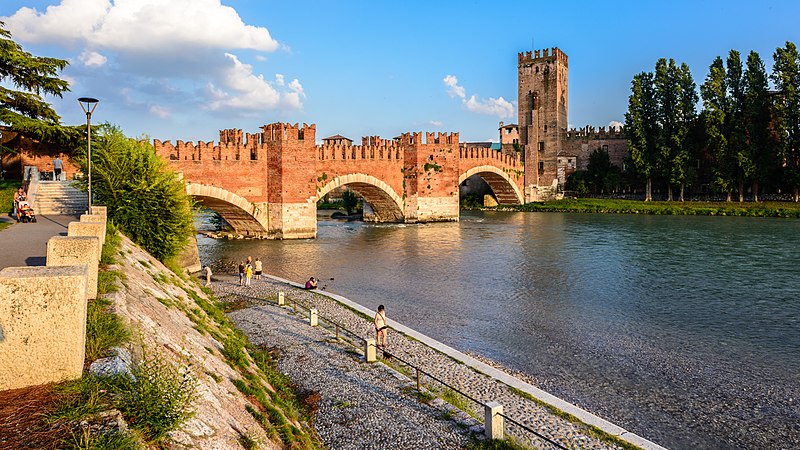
[{"xmin": 155, "ymin": 122, "xmax": 524, "ymax": 239}]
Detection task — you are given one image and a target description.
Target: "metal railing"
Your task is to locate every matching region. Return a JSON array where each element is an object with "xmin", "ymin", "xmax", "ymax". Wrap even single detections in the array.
[{"xmin": 221, "ymin": 290, "xmax": 569, "ymax": 449}]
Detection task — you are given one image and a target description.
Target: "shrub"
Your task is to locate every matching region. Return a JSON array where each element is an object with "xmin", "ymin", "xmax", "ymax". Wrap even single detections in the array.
[{"xmin": 72, "ymin": 124, "xmax": 194, "ymax": 261}]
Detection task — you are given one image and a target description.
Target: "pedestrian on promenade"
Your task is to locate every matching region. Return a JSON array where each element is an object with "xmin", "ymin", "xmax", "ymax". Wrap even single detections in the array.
[
  {"xmin": 53, "ymin": 154, "xmax": 64, "ymax": 181},
  {"xmin": 374, "ymin": 305, "xmax": 388, "ymax": 348},
  {"xmin": 238, "ymin": 261, "xmax": 245, "ymax": 286},
  {"xmin": 254, "ymin": 257, "xmax": 262, "ymax": 280},
  {"xmin": 204, "ymin": 265, "xmax": 212, "ymax": 286},
  {"xmin": 12, "ymin": 187, "xmax": 24, "ymax": 220},
  {"xmin": 245, "ymin": 262, "xmax": 253, "ymax": 287}
]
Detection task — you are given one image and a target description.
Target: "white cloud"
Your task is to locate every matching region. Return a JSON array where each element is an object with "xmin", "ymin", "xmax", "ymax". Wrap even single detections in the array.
[
  {"xmin": 275, "ymin": 74, "xmax": 285, "ymax": 86},
  {"xmin": 79, "ymin": 50, "xmax": 107, "ymax": 67},
  {"xmin": 207, "ymin": 53, "xmax": 302, "ymax": 112},
  {"xmin": 149, "ymin": 105, "xmax": 170, "ymax": 118},
  {"xmin": 608, "ymin": 120, "xmax": 624, "ymax": 130},
  {"xmin": 4, "ymin": 0, "xmax": 279, "ymax": 56},
  {"xmin": 443, "ymin": 74, "xmax": 514, "ymax": 119},
  {"xmin": 428, "ymin": 120, "xmax": 444, "ymax": 127}
]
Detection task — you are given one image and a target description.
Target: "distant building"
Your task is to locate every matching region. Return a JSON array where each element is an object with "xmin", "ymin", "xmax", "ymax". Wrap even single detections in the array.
[
  {"xmin": 498, "ymin": 121, "xmax": 520, "ymax": 157},
  {"xmin": 321, "ymin": 134, "xmax": 353, "ymax": 146}
]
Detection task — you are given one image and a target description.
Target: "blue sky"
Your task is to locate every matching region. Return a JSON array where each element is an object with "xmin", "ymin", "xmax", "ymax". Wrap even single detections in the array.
[{"xmin": 2, "ymin": 0, "xmax": 799, "ymax": 144}]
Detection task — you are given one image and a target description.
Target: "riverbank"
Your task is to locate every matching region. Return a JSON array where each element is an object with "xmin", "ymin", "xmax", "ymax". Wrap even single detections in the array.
[
  {"xmin": 491, "ymin": 198, "xmax": 800, "ymax": 218},
  {"xmin": 211, "ymin": 274, "xmax": 662, "ymax": 450}
]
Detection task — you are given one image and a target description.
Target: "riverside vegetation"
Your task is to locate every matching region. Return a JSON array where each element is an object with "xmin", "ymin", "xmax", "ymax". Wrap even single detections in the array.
[{"xmin": 506, "ymin": 198, "xmax": 800, "ymax": 217}]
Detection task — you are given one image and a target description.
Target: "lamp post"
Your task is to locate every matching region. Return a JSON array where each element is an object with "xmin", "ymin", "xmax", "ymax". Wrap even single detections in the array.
[{"xmin": 78, "ymin": 97, "xmax": 99, "ymax": 214}]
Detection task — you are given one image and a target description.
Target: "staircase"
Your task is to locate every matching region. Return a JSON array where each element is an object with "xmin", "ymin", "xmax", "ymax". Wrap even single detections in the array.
[{"xmin": 34, "ymin": 181, "xmax": 88, "ymax": 215}]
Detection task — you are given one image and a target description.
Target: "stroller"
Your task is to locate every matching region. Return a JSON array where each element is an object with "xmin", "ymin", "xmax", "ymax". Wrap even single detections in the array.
[{"xmin": 15, "ymin": 194, "xmax": 36, "ymax": 223}]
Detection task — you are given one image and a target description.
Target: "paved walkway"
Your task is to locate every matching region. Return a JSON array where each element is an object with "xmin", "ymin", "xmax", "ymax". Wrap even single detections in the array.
[{"xmin": 0, "ymin": 214, "xmax": 80, "ymax": 270}]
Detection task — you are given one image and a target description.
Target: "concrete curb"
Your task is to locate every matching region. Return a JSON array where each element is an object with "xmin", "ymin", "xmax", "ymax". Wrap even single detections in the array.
[{"xmin": 264, "ymin": 273, "xmax": 667, "ymax": 450}]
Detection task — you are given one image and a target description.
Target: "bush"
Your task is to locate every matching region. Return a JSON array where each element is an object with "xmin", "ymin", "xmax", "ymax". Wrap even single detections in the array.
[{"xmin": 72, "ymin": 124, "xmax": 194, "ymax": 261}]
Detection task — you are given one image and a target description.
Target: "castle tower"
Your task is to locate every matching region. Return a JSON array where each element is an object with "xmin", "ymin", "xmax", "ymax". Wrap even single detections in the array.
[{"xmin": 518, "ymin": 47, "xmax": 568, "ymax": 201}]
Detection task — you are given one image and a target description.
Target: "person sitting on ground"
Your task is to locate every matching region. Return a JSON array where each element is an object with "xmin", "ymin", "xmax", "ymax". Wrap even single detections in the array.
[
  {"xmin": 254, "ymin": 257, "xmax": 262, "ymax": 280},
  {"xmin": 374, "ymin": 304, "xmax": 388, "ymax": 348},
  {"xmin": 304, "ymin": 277, "xmax": 317, "ymax": 290}
]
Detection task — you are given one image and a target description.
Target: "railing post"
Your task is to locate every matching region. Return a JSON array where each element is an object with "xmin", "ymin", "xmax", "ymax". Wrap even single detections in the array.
[
  {"xmin": 335, "ymin": 324, "xmax": 340, "ymax": 339},
  {"xmin": 416, "ymin": 368, "xmax": 421, "ymax": 391},
  {"xmin": 484, "ymin": 401, "xmax": 504, "ymax": 440},
  {"xmin": 278, "ymin": 291, "xmax": 285, "ymax": 306},
  {"xmin": 292, "ymin": 300, "xmax": 296, "ymax": 313},
  {"xmin": 309, "ymin": 308, "xmax": 318, "ymax": 327},
  {"xmin": 364, "ymin": 339, "xmax": 377, "ymax": 363}
]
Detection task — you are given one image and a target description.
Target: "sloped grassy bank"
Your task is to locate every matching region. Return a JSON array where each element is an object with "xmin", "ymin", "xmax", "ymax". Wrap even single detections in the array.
[
  {"xmin": 25, "ymin": 224, "xmax": 322, "ymax": 449},
  {"xmin": 500, "ymin": 198, "xmax": 800, "ymax": 218}
]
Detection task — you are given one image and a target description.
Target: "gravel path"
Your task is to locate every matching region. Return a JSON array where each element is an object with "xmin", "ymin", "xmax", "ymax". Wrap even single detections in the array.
[{"xmin": 213, "ymin": 275, "xmax": 624, "ymax": 450}]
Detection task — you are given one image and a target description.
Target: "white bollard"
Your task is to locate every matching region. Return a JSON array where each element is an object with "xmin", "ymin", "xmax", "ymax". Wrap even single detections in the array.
[
  {"xmin": 364, "ymin": 339, "xmax": 377, "ymax": 363},
  {"xmin": 278, "ymin": 291, "xmax": 285, "ymax": 306},
  {"xmin": 484, "ymin": 401, "xmax": 504, "ymax": 440},
  {"xmin": 310, "ymin": 308, "xmax": 318, "ymax": 327}
]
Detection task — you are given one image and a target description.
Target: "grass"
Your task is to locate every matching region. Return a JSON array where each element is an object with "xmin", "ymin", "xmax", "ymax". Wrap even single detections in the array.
[
  {"xmin": 66, "ymin": 427, "xmax": 141, "ymax": 450},
  {"xmin": 0, "ymin": 179, "xmax": 20, "ymax": 215},
  {"xmin": 439, "ymin": 387, "xmax": 478, "ymax": 418},
  {"xmin": 509, "ymin": 198, "xmax": 800, "ymax": 218},
  {"xmin": 85, "ymin": 297, "xmax": 130, "ymax": 361},
  {"xmin": 466, "ymin": 438, "xmax": 533, "ymax": 450}
]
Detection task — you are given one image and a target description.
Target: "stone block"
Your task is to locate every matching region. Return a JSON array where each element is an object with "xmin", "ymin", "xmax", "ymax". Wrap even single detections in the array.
[
  {"xmin": 0, "ymin": 265, "xmax": 88, "ymax": 391},
  {"xmin": 47, "ymin": 236, "xmax": 100, "ymax": 299},
  {"xmin": 68, "ymin": 221, "xmax": 106, "ymax": 258},
  {"xmin": 310, "ymin": 308, "xmax": 318, "ymax": 327},
  {"xmin": 278, "ymin": 291, "xmax": 285, "ymax": 306},
  {"xmin": 80, "ymin": 213, "xmax": 107, "ymax": 224},
  {"xmin": 484, "ymin": 401, "xmax": 504, "ymax": 440},
  {"xmin": 90, "ymin": 205, "xmax": 108, "ymax": 217},
  {"xmin": 364, "ymin": 339, "xmax": 377, "ymax": 363}
]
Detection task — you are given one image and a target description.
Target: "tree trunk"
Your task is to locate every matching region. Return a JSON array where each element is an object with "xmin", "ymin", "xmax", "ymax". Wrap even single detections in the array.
[
  {"xmin": 727, "ymin": 190, "xmax": 732, "ymax": 202},
  {"xmin": 645, "ymin": 177, "xmax": 652, "ymax": 202},
  {"xmin": 679, "ymin": 182, "xmax": 685, "ymax": 202},
  {"xmin": 738, "ymin": 181, "xmax": 744, "ymax": 202},
  {"xmin": 795, "ymin": 186, "xmax": 799, "ymax": 203},
  {"xmin": 753, "ymin": 181, "xmax": 759, "ymax": 203},
  {"xmin": 667, "ymin": 182, "xmax": 673, "ymax": 201}
]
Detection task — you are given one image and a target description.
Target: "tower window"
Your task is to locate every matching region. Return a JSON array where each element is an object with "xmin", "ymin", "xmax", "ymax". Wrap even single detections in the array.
[
  {"xmin": 538, "ymin": 162, "xmax": 544, "ymax": 172},
  {"xmin": 538, "ymin": 142, "xmax": 545, "ymax": 152},
  {"xmin": 544, "ymin": 125, "xmax": 548, "ymax": 133}
]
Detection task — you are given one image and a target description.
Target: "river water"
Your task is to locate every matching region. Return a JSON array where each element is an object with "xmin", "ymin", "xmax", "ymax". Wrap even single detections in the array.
[{"xmin": 197, "ymin": 211, "xmax": 800, "ymax": 449}]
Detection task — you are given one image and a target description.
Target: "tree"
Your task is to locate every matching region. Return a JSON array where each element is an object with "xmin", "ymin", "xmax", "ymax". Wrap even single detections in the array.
[
  {"xmin": 654, "ymin": 58, "xmax": 680, "ymax": 200},
  {"xmin": 726, "ymin": 50, "xmax": 751, "ymax": 202},
  {"xmin": 626, "ymin": 72, "xmax": 659, "ymax": 201},
  {"xmin": 701, "ymin": 57, "xmax": 734, "ymax": 200},
  {"xmin": 0, "ymin": 21, "xmax": 82, "ymax": 167},
  {"xmin": 586, "ymin": 147, "xmax": 620, "ymax": 194},
  {"xmin": 743, "ymin": 51, "xmax": 776, "ymax": 202},
  {"xmin": 341, "ymin": 189, "xmax": 359, "ymax": 215},
  {"xmin": 73, "ymin": 125, "xmax": 194, "ymax": 261},
  {"xmin": 772, "ymin": 41, "xmax": 800, "ymax": 202},
  {"xmin": 674, "ymin": 63, "xmax": 699, "ymax": 201}
]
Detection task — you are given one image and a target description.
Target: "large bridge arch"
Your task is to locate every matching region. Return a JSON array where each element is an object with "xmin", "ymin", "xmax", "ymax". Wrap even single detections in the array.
[
  {"xmin": 315, "ymin": 173, "xmax": 405, "ymax": 222},
  {"xmin": 459, "ymin": 165, "xmax": 524, "ymax": 205},
  {"xmin": 186, "ymin": 183, "xmax": 269, "ymax": 234}
]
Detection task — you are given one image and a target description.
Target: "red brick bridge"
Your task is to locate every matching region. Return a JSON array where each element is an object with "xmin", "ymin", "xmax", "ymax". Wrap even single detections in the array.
[{"xmin": 155, "ymin": 122, "xmax": 524, "ymax": 238}]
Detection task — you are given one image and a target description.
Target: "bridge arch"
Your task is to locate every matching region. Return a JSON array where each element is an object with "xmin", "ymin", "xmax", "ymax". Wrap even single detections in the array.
[
  {"xmin": 315, "ymin": 173, "xmax": 404, "ymax": 222},
  {"xmin": 186, "ymin": 183, "xmax": 269, "ymax": 234},
  {"xmin": 459, "ymin": 165, "xmax": 524, "ymax": 205}
]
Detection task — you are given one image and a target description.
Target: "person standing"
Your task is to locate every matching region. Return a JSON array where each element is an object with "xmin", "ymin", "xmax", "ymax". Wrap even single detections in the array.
[
  {"xmin": 254, "ymin": 257, "xmax": 262, "ymax": 280},
  {"xmin": 374, "ymin": 305, "xmax": 388, "ymax": 348},
  {"xmin": 13, "ymin": 187, "xmax": 24, "ymax": 221},
  {"xmin": 204, "ymin": 265, "xmax": 213, "ymax": 287},
  {"xmin": 238, "ymin": 261, "xmax": 245, "ymax": 286},
  {"xmin": 53, "ymin": 154, "xmax": 64, "ymax": 181},
  {"xmin": 245, "ymin": 262, "xmax": 253, "ymax": 287}
]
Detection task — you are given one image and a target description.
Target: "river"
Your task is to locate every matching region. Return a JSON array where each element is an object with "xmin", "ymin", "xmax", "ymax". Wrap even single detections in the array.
[{"xmin": 197, "ymin": 210, "xmax": 800, "ymax": 449}]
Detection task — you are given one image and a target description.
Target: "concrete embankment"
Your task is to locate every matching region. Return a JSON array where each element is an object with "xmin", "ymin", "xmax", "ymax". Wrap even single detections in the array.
[{"xmin": 212, "ymin": 274, "xmax": 667, "ymax": 450}]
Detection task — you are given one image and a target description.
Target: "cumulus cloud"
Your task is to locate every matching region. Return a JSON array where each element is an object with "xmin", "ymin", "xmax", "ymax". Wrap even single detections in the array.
[
  {"xmin": 428, "ymin": 120, "xmax": 444, "ymax": 127},
  {"xmin": 608, "ymin": 120, "xmax": 624, "ymax": 130},
  {"xmin": 275, "ymin": 74, "xmax": 285, "ymax": 86},
  {"xmin": 442, "ymin": 74, "xmax": 514, "ymax": 118},
  {"xmin": 206, "ymin": 53, "xmax": 303, "ymax": 112},
  {"xmin": 79, "ymin": 50, "xmax": 107, "ymax": 67},
  {"xmin": 4, "ymin": 0, "xmax": 279, "ymax": 56}
]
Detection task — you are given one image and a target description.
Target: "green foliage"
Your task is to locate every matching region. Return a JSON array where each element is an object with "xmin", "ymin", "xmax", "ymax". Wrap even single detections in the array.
[
  {"xmin": 515, "ymin": 198, "xmax": 800, "ymax": 217},
  {"xmin": 73, "ymin": 125, "xmax": 194, "ymax": 261},
  {"xmin": 565, "ymin": 170, "xmax": 589, "ymax": 194},
  {"xmin": 423, "ymin": 162, "xmax": 443, "ymax": 172},
  {"xmin": 772, "ymin": 41, "xmax": 800, "ymax": 198},
  {"xmin": 466, "ymin": 438, "xmax": 533, "ymax": 450},
  {"xmin": 97, "ymin": 270, "xmax": 124, "ymax": 296},
  {"xmin": 586, "ymin": 148, "xmax": 622, "ymax": 194},
  {"xmin": 106, "ymin": 352, "xmax": 197, "ymax": 443},
  {"xmin": 0, "ymin": 22, "xmax": 83, "ymax": 149},
  {"xmin": 743, "ymin": 51, "xmax": 777, "ymax": 200},
  {"xmin": 50, "ymin": 376, "xmax": 110, "ymax": 423},
  {"xmin": 66, "ymin": 428, "xmax": 141, "ymax": 450},
  {"xmin": 341, "ymin": 189, "xmax": 359, "ymax": 215},
  {"xmin": 100, "ymin": 222, "xmax": 121, "ymax": 266},
  {"xmin": 85, "ymin": 297, "xmax": 130, "ymax": 361},
  {"xmin": 625, "ymin": 71, "xmax": 659, "ymax": 199}
]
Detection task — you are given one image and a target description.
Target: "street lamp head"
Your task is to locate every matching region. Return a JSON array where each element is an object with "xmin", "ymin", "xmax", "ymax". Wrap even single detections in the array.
[
  {"xmin": 78, "ymin": 97, "xmax": 99, "ymax": 103},
  {"xmin": 78, "ymin": 97, "xmax": 99, "ymax": 115}
]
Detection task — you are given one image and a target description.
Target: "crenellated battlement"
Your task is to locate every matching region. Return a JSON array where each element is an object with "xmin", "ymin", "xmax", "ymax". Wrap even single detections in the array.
[
  {"xmin": 562, "ymin": 125, "xmax": 626, "ymax": 140},
  {"xmin": 260, "ymin": 122, "xmax": 317, "ymax": 142},
  {"xmin": 459, "ymin": 146, "xmax": 519, "ymax": 167},
  {"xmin": 425, "ymin": 132, "xmax": 460, "ymax": 145},
  {"xmin": 518, "ymin": 47, "xmax": 568, "ymax": 67},
  {"xmin": 317, "ymin": 141, "xmax": 402, "ymax": 161}
]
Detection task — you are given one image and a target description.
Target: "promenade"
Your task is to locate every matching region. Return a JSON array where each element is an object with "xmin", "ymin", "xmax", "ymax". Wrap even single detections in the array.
[
  {"xmin": 0, "ymin": 215, "xmax": 79, "ymax": 270},
  {"xmin": 212, "ymin": 275, "xmax": 639, "ymax": 450}
]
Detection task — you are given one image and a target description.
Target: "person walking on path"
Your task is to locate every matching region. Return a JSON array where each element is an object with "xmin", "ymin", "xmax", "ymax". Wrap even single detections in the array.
[
  {"xmin": 12, "ymin": 187, "xmax": 24, "ymax": 221},
  {"xmin": 53, "ymin": 155, "xmax": 64, "ymax": 181},
  {"xmin": 204, "ymin": 265, "xmax": 213, "ymax": 287},
  {"xmin": 238, "ymin": 261, "xmax": 245, "ymax": 286},
  {"xmin": 374, "ymin": 304, "xmax": 388, "ymax": 348},
  {"xmin": 254, "ymin": 257, "xmax": 262, "ymax": 280},
  {"xmin": 245, "ymin": 262, "xmax": 253, "ymax": 287}
]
